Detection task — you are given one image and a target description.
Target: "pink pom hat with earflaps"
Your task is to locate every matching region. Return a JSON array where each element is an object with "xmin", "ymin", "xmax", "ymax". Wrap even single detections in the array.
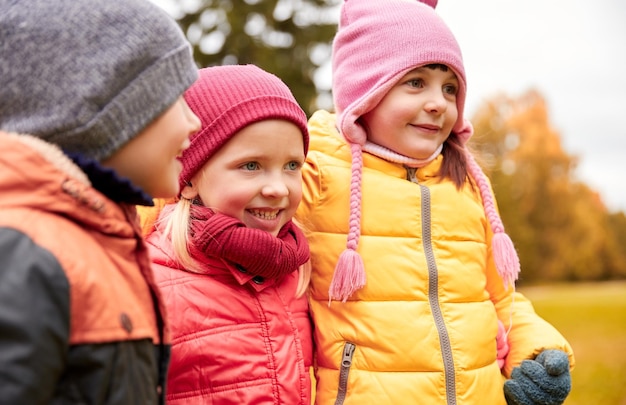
[{"xmin": 329, "ymin": 0, "xmax": 521, "ymax": 303}]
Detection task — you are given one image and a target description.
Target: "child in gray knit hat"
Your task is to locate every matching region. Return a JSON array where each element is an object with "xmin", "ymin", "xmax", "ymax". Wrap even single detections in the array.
[{"xmin": 0, "ymin": 0, "xmax": 200, "ymax": 403}]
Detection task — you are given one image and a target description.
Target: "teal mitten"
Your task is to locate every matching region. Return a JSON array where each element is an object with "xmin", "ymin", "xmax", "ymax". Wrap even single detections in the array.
[{"xmin": 504, "ymin": 349, "xmax": 571, "ymax": 405}]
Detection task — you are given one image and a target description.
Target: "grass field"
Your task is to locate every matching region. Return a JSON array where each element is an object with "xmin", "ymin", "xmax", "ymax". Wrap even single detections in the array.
[{"xmin": 518, "ymin": 281, "xmax": 626, "ymax": 405}]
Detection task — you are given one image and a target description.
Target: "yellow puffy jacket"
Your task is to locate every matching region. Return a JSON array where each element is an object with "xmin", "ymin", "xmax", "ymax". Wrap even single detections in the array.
[{"xmin": 295, "ymin": 111, "xmax": 574, "ymax": 405}]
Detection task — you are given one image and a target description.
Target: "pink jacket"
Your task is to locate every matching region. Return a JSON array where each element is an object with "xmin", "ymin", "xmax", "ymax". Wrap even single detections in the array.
[{"xmin": 146, "ymin": 230, "xmax": 313, "ymax": 405}]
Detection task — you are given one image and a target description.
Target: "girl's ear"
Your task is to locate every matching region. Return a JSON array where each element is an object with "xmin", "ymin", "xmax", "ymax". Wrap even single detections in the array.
[{"xmin": 180, "ymin": 182, "xmax": 198, "ymax": 200}]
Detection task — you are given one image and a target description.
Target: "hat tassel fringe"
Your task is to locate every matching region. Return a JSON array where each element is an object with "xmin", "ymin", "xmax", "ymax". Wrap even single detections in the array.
[
  {"xmin": 492, "ymin": 232, "xmax": 520, "ymax": 289},
  {"xmin": 328, "ymin": 248, "xmax": 366, "ymax": 304}
]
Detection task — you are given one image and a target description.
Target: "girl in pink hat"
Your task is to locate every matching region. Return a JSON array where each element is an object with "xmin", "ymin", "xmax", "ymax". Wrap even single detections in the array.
[
  {"xmin": 141, "ymin": 65, "xmax": 313, "ymax": 405},
  {"xmin": 295, "ymin": 0, "xmax": 574, "ymax": 404}
]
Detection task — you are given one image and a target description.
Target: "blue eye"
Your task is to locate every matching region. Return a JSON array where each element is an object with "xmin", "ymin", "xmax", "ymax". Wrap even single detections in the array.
[
  {"xmin": 242, "ymin": 162, "xmax": 259, "ymax": 171},
  {"xmin": 286, "ymin": 161, "xmax": 301, "ymax": 171}
]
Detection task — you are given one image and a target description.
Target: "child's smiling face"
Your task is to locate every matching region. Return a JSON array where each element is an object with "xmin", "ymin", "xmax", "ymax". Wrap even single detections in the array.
[
  {"xmin": 361, "ymin": 65, "xmax": 459, "ymax": 160},
  {"xmin": 185, "ymin": 119, "xmax": 305, "ymax": 237}
]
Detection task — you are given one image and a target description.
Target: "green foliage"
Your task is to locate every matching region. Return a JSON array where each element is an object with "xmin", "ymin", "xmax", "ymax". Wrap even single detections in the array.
[
  {"xmin": 176, "ymin": 0, "xmax": 339, "ymax": 115},
  {"xmin": 520, "ymin": 282, "xmax": 626, "ymax": 404}
]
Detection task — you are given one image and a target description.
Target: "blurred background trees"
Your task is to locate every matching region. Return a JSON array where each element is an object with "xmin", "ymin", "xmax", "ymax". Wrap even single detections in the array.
[
  {"xmin": 470, "ymin": 91, "xmax": 626, "ymax": 284},
  {"xmin": 174, "ymin": 0, "xmax": 339, "ymax": 113},
  {"xmin": 164, "ymin": 0, "xmax": 626, "ymax": 285}
]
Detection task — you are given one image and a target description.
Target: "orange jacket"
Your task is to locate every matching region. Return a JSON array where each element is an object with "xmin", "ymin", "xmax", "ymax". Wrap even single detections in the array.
[{"xmin": 0, "ymin": 132, "xmax": 169, "ymax": 403}]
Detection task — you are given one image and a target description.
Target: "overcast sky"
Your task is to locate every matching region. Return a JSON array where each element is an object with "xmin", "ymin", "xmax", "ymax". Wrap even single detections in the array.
[
  {"xmin": 152, "ymin": 0, "xmax": 626, "ymax": 212},
  {"xmin": 437, "ymin": 0, "xmax": 626, "ymax": 212}
]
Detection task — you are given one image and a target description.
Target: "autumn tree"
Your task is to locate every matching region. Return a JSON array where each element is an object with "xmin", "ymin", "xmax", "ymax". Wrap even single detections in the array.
[
  {"xmin": 172, "ymin": 0, "xmax": 339, "ymax": 115},
  {"xmin": 470, "ymin": 90, "xmax": 626, "ymax": 283}
]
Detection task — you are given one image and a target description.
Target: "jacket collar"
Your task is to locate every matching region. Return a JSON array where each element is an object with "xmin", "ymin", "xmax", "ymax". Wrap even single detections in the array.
[
  {"xmin": 0, "ymin": 131, "xmax": 141, "ymax": 236},
  {"xmin": 0, "ymin": 131, "xmax": 153, "ymax": 205}
]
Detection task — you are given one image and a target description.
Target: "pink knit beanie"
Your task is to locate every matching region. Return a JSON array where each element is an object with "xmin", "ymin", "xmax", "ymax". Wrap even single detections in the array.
[
  {"xmin": 329, "ymin": 0, "xmax": 520, "ymax": 302},
  {"xmin": 179, "ymin": 64, "xmax": 309, "ymax": 190},
  {"xmin": 333, "ymin": 0, "xmax": 467, "ymax": 146}
]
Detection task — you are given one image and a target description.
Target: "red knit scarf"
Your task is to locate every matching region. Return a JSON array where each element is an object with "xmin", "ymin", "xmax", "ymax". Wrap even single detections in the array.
[{"xmin": 187, "ymin": 205, "xmax": 309, "ymax": 279}]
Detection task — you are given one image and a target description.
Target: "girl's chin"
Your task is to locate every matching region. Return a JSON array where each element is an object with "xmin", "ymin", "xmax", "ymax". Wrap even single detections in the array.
[{"xmin": 407, "ymin": 145, "xmax": 441, "ymax": 160}]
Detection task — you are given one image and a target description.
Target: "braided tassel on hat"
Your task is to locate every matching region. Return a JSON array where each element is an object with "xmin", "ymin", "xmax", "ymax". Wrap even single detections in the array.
[
  {"xmin": 465, "ymin": 152, "xmax": 520, "ymax": 288},
  {"xmin": 328, "ymin": 142, "xmax": 367, "ymax": 303}
]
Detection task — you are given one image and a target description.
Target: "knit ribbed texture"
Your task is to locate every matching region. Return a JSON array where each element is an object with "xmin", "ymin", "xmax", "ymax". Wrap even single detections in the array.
[
  {"xmin": 180, "ymin": 65, "xmax": 309, "ymax": 190},
  {"xmin": 0, "ymin": 0, "xmax": 197, "ymax": 161},
  {"xmin": 188, "ymin": 205, "xmax": 310, "ymax": 279},
  {"xmin": 328, "ymin": 0, "xmax": 520, "ymax": 302}
]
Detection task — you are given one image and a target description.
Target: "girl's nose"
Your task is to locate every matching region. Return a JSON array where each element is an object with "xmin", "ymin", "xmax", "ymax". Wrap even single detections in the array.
[
  {"xmin": 261, "ymin": 174, "xmax": 289, "ymax": 198},
  {"xmin": 424, "ymin": 90, "xmax": 447, "ymax": 114}
]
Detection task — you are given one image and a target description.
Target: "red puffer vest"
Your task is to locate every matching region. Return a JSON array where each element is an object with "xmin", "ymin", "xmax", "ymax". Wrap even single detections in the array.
[{"xmin": 146, "ymin": 230, "xmax": 313, "ymax": 405}]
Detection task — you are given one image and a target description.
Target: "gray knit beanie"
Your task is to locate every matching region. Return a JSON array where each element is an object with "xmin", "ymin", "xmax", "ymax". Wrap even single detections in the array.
[{"xmin": 0, "ymin": 0, "xmax": 198, "ymax": 161}]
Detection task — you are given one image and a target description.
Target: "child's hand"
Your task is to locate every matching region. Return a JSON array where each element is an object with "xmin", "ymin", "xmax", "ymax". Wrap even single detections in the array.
[
  {"xmin": 503, "ymin": 349, "xmax": 571, "ymax": 405},
  {"xmin": 496, "ymin": 320, "xmax": 509, "ymax": 370}
]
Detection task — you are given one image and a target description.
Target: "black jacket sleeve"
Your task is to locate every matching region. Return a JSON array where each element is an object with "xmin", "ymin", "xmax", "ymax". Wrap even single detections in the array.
[{"xmin": 0, "ymin": 227, "xmax": 70, "ymax": 405}]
